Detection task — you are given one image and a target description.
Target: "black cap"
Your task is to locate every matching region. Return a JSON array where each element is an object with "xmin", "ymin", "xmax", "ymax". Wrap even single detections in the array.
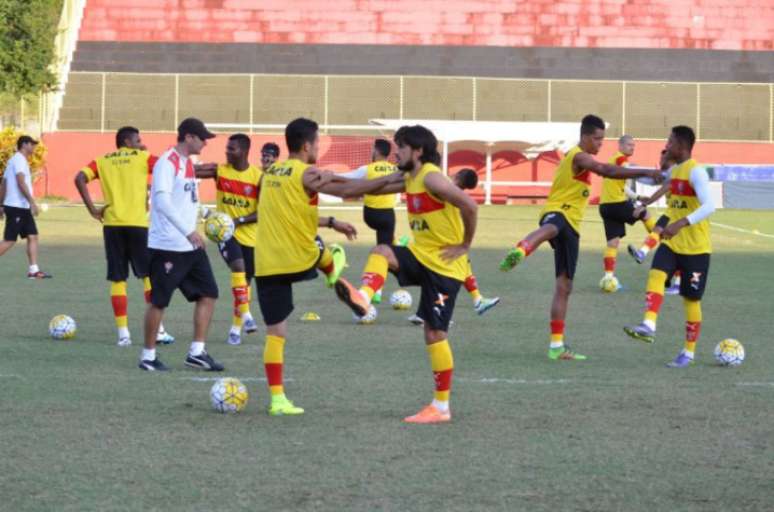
[
  {"xmin": 177, "ymin": 117, "xmax": 215, "ymax": 140},
  {"xmin": 16, "ymin": 135, "xmax": 38, "ymax": 149},
  {"xmin": 261, "ymin": 142, "xmax": 280, "ymax": 157}
]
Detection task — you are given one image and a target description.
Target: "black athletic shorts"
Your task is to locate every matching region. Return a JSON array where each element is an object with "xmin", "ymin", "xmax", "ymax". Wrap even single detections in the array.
[
  {"xmin": 363, "ymin": 206, "xmax": 396, "ymax": 245},
  {"xmin": 255, "ymin": 236, "xmax": 325, "ymax": 326},
  {"xmin": 217, "ymin": 237, "xmax": 255, "ymax": 280},
  {"xmin": 389, "ymin": 245, "xmax": 461, "ymax": 332},
  {"xmin": 540, "ymin": 211, "xmax": 580, "ymax": 280},
  {"xmin": 651, "ymin": 244, "xmax": 710, "ymax": 300},
  {"xmin": 103, "ymin": 226, "xmax": 150, "ymax": 281},
  {"xmin": 3, "ymin": 206, "xmax": 37, "ymax": 241},
  {"xmin": 599, "ymin": 200, "xmax": 646, "ymax": 241},
  {"xmin": 656, "ymin": 214, "xmax": 670, "ymax": 230},
  {"xmin": 148, "ymin": 248, "xmax": 219, "ymax": 308}
]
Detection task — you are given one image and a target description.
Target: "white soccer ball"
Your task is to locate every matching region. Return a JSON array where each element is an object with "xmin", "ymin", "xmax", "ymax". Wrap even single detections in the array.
[
  {"xmin": 49, "ymin": 314, "xmax": 77, "ymax": 340},
  {"xmin": 714, "ymin": 339, "xmax": 745, "ymax": 367},
  {"xmin": 389, "ymin": 289, "xmax": 413, "ymax": 310},
  {"xmin": 204, "ymin": 211, "xmax": 235, "ymax": 243},
  {"xmin": 353, "ymin": 305, "xmax": 378, "ymax": 325},
  {"xmin": 210, "ymin": 377, "xmax": 249, "ymax": 413},
  {"xmin": 599, "ymin": 275, "xmax": 620, "ymax": 293}
]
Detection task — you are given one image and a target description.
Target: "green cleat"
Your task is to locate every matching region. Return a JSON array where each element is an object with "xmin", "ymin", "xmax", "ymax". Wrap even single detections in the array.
[
  {"xmin": 548, "ymin": 346, "xmax": 587, "ymax": 361},
  {"xmin": 268, "ymin": 395, "xmax": 305, "ymax": 416},
  {"xmin": 371, "ymin": 291, "xmax": 382, "ymax": 304},
  {"xmin": 499, "ymin": 248, "xmax": 524, "ymax": 272},
  {"xmin": 325, "ymin": 244, "xmax": 347, "ymax": 288}
]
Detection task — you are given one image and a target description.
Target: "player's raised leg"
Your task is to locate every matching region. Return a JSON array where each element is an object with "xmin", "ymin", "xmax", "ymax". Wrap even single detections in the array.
[
  {"xmin": 335, "ymin": 244, "xmax": 396, "ymax": 318},
  {"xmin": 499, "ymin": 223, "xmax": 555, "ymax": 271}
]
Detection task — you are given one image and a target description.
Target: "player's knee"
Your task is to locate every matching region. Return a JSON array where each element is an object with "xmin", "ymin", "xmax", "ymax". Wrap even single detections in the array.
[
  {"xmin": 556, "ymin": 277, "xmax": 573, "ymax": 296},
  {"xmin": 371, "ymin": 244, "xmax": 391, "ymax": 257},
  {"xmin": 229, "ymin": 258, "xmax": 246, "ymax": 273},
  {"xmin": 424, "ymin": 328, "xmax": 447, "ymax": 344}
]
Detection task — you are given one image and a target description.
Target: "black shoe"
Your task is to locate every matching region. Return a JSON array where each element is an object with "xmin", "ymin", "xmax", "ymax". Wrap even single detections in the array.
[
  {"xmin": 138, "ymin": 358, "xmax": 169, "ymax": 371},
  {"xmin": 185, "ymin": 351, "xmax": 224, "ymax": 371}
]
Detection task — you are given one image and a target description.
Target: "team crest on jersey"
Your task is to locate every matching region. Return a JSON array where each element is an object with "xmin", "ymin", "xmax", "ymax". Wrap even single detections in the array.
[
  {"xmin": 164, "ymin": 262, "xmax": 174, "ymax": 274},
  {"xmin": 412, "ymin": 197, "xmax": 422, "ymax": 211},
  {"xmin": 690, "ymin": 272, "xmax": 703, "ymax": 290},
  {"xmin": 244, "ymin": 185, "xmax": 253, "ymax": 195}
]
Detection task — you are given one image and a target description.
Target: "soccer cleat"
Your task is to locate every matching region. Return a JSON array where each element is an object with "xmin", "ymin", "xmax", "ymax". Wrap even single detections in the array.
[
  {"xmin": 475, "ymin": 296, "xmax": 500, "ymax": 316},
  {"xmin": 227, "ymin": 332, "xmax": 241, "ymax": 346},
  {"xmin": 117, "ymin": 336, "xmax": 132, "ymax": 347},
  {"xmin": 334, "ymin": 278, "xmax": 369, "ymax": 317},
  {"xmin": 325, "ymin": 243, "xmax": 347, "ymax": 288},
  {"xmin": 371, "ymin": 291, "xmax": 382, "ymax": 305},
  {"xmin": 156, "ymin": 330, "xmax": 175, "ymax": 345},
  {"xmin": 403, "ymin": 404, "xmax": 451, "ymax": 424},
  {"xmin": 547, "ymin": 346, "xmax": 587, "ymax": 361},
  {"xmin": 665, "ymin": 283, "xmax": 681, "ymax": 296},
  {"xmin": 407, "ymin": 314, "xmax": 425, "ymax": 326},
  {"xmin": 27, "ymin": 270, "xmax": 52, "ymax": 279},
  {"xmin": 623, "ymin": 323, "xmax": 656, "ymax": 344},
  {"xmin": 184, "ymin": 351, "xmax": 224, "ymax": 371},
  {"xmin": 666, "ymin": 351, "xmax": 695, "ymax": 368},
  {"xmin": 499, "ymin": 248, "xmax": 524, "ymax": 272},
  {"xmin": 627, "ymin": 244, "xmax": 646, "ymax": 264},
  {"xmin": 268, "ymin": 396, "xmax": 304, "ymax": 416},
  {"xmin": 242, "ymin": 316, "xmax": 258, "ymax": 334},
  {"xmin": 138, "ymin": 358, "xmax": 169, "ymax": 371}
]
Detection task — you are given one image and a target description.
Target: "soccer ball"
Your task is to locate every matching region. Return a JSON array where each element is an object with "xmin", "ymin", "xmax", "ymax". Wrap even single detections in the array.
[
  {"xmin": 714, "ymin": 339, "xmax": 745, "ymax": 367},
  {"xmin": 354, "ymin": 305, "xmax": 378, "ymax": 325},
  {"xmin": 49, "ymin": 314, "xmax": 77, "ymax": 340},
  {"xmin": 389, "ymin": 289, "xmax": 413, "ymax": 310},
  {"xmin": 599, "ymin": 275, "xmax": 620, "ymax": 293},
  {"xmin": 204, "ymin": 211, "xmax": 235, "ymax": 243},
  {"xmin": 210, "ymin": 377, "xmax": 249, "ymax": 413}
]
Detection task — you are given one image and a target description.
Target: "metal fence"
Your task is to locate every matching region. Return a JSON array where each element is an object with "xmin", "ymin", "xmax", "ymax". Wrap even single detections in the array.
[{"xmin": 57, "ymin": 72, "xmax": 774, "ymax": 142}]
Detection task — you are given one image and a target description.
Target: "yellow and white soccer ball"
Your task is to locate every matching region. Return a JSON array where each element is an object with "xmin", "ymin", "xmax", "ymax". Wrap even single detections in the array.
[
  {"xmin": 49, "ymin": 314, "xmax": 77, "ymax": 340},
  {"xmin": 354, "ymin": 305, "xmax": 378, "ymax": 325},
  {"xmin": 599, "ymin": 275, "xmax": 620, "ymax": 293},
  {"xmin": 210, "ymin": 377, "xmax": 249, "ymax": 413},
  {"xmin": 204, "ymin": 211, "xmax": 235, "ymax": 243},
  {"xmin": 389, "ymin": 289, "xmax": 413, "ymax": 310},
  {"xmin": 714, "ymin": 339, "xmax": 745, "ymax": 367}
]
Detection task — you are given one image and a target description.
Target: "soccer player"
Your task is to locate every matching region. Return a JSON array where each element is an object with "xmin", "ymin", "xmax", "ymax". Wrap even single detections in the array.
[
  {"xmin": 339, "ymin": 139, "xmax": 398, "ymax": 304},
  {"xmin": 254, "ymin": 117, "xmax": 398, "ymax": 416},
  {"xmin": 335, "ymin": 125, "xmax": 478, "ymax": 424},
  {"xmin": 598, "ymin": 135, "xmax": 658, "ymax": 288},
  {"xmin": 0, "ymin": 136, "xmax": 52, "ymax": 278},
  {"xmin": 74, "ymin": 126, "xmax": 175, "ymax": 346},
  {"xmin": 139, "ymin": 118, "xmax": 223, "ymax": 372},
  {"xmin": 195, "ymin": 133, "xmax": 262, "ymax": 346},
  {"xmin": 498, "ymin": 115, "xmax": 663, "ymax": 361},
  {"xmin": 259, "ymin": 142, "xmax": 280, "ymax": 171},
  {"xmin": 624, "ymin": 126, "xmax": 715, "ymax": 368},
  {"xmin": 407, "ymin": 168, "xmax": 499, "ymax": 325}
]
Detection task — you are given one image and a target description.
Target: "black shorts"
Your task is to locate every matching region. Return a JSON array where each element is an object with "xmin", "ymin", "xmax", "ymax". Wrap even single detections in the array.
[
  {"xmin": 148, "ymin": 248, "xmax": 219, "ymax": 308},
  {"xmin": 363, "ymin": 206, "xmax": 396, "ymax": 245},
  {"xmin": 103, "ymin": 226, "xmax": 150, "ymax": 281},
  {"xmin": 540, "ymin": 211, "xmax": 580, "ymax": 280},
  {"xmin": 651, "ymin": 244, "xmax": 710, "ymax": 300},
  {"xmin": 255, "ymin": 236, "xmax": 325, "ymax": 326},
  {"xmin": 389, "ymin": 246, "xmax": 461, "ymax": 332},
  {"xmin": 217, "ymin": 237, "xmax": 255, "ymax": 280},
  {"xmin": 3, "ymin": 206, "xmax": 37, "ymax": 241},
  {"xmin": 599, "ymin": 200, "xmax": 646, "ymax": 241},
  {"xmin": 656, "ymin": 214, "xmax": 670, "ymax": 230}
]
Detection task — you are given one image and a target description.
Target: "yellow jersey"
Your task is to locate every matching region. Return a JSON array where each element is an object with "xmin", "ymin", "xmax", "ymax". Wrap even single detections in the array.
[
  {"xmin": 600, "ymin": 151, "xmax": 629, "ymax": 204},
  {"xmin": 254, "ymin": 159, "xmax": 319, "ymax": 277},
  {"xmin": 364, "ymin": 160, "xmax": 397, "ymax": 209},
  {"xmin": 215, "ymin": 163, "xmax": 261, "ymax": 247},
  {"xmin": 405, "ymin": 163, "xmax": 467, "ymax": 282},
  {"xmin": 81, "ymin": 148, "xmax": 156, "ymax": 227},
  {"xmin": 540, "ymin": 146, "xmax": 591, "ymax": 234},
  {"xmin": 664, "ymin": 159, "xmax": 712, "ymax": 255}
]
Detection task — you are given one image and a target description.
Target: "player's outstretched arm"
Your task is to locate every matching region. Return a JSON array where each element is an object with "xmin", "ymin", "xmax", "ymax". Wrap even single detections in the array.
[
  {"xmin": 194, "ymin": 162, "xmax": 218, "ymax": 179},
  {"xmin": 302, "ymin": 168, "xmax": 403, "ymax": 198},
  {"xmin": 574, "ymin": 153, "xmax": 664, "ymax": 182},
  {"xmin": 424, "ymin": 172, "xmax": 478, "ymax": 261},
  {"xmin": 640, "ymin": 182, "xmax": 670, "ymax": 206}
]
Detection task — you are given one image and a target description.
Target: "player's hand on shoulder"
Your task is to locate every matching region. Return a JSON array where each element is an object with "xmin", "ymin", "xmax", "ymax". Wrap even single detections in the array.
[{"xmin": 440, "ymin": 243, "xmax": 469, "ymax": 262}]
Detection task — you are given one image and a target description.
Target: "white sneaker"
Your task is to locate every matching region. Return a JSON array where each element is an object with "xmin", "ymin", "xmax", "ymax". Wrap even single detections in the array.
[
  {"xmin": 117, "ymin": 336, "xmax": 132, "ymax": 347},
  {"xmin": 242, "ymin": 316, "xmax": 258, "ymax": 334},
  {"xmin": 407, "ymin": 314, "xmax": 424, "ymax": 326},
  {"xmin": 474, "ymin": 296, "xmax": 500, "ymax": 316},
  {"xmin": 227, "ymin": 332, "xmax": 242, "ymax": 346}
]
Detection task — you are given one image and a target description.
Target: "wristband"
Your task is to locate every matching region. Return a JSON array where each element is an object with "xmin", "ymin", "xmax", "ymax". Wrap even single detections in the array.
[{"xmin": 328, "ymin": 216, "xmax": 335, "ymax": 228}]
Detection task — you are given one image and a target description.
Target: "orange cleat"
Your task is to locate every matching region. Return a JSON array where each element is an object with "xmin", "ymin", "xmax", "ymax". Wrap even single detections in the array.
[
  {"xmin": 403, "ymin": 404, "xmax": 451, "ymax": 424},
  {"xmin": 334, "ymin": 278, "xmax": 369, "ymax": 317}
]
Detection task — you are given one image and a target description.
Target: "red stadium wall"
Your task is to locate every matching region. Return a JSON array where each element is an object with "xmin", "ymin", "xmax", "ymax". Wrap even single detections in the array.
[
  {"xmin": 79, "ymin": 0, "xmax": 773, "ymax": 50},
  {"xmin": 37, "ymin": 132, "xmax": 774, "ymax": 203}
]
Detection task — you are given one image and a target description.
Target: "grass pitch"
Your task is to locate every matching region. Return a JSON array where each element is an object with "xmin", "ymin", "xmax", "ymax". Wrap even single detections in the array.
[{"xmin": 1, "ymin": 205, "xmax": 773, "ymax": 512}]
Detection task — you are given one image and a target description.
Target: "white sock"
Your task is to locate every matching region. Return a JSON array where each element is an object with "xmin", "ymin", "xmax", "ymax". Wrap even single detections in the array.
[
  {"xmin": 550, "ymin": 341, "xmax": 564, "ymax": 349},
  {"xmin": 641, "ymin": 246, "xmax": 651, "ymax": 256},
  {"xmin": 242, "ymin": 311, "xmax": 253, "ymax": 323},
  {"xmin": 473, "ymin": 298, "xmax": 482, "ymax": 308},
  {"xmin": 117, "ymin": 327, "xmax": 130, "ymax": 340},
  {"xmin": 142, "ymin": 348, "xmax": 156, "ymax": 361},
  {"xmin": 644, "ymin": 319, "xmax": 657, "ymax": 331},
  {"xmin": 605, "ymin": 271, "xmax": 614, "ymax": 278},
  {"xmin": 374, "ymin": 288, "xmax": 382, "ymax": 298},
  {"xmin": 158, "ymin": 323, "xmax": 167, "ymax": 335},
  {"xmin": 189, "ymin": 341, "xmax": 205, "ymax": 356},
  {"xmin": 29, "ymin": 264, "xmax": 39, "ymax": 273},
  {"xmin": 432, "ymin": 399, "xmax": 449, "ymax": 413},
  {"xmin": 229, "ymin": 325, "xmax": 241, "ymax": 335},
  {"xmin": 683, "ymin": 349, "xmax": 695, "ymax": 359}
]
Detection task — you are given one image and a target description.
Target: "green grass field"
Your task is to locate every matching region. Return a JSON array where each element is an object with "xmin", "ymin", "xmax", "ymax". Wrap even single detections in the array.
[{"xmin": 1, "ymin": 205, "xmax": 773, "ymax": 512}]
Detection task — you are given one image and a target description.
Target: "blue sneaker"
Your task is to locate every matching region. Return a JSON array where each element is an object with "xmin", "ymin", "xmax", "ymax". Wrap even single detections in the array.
[
  {"xmin": 623, "ymin": 322, "xmax": 656, "ymax": 344},
  {"xmin": 665, "ymin": 284, "xmax": 681, "ymax": 296},
  {"xmin": 627, "ymin": 244, "xmax": 646, "ymax": 264},
  {"xmin": 475, "ymin": 296, "xmax": 500, "ymax": 316},
  {"xmin": 666, "ymin": 351, "xmax": 694, "ymax": 368},
  {"xmin": 242, "ymin": 315, "xmax": 258, "ymax": 334},
  {"xmin": 227, "ymin": 332, "xmax": 241, "ymax": 346}
]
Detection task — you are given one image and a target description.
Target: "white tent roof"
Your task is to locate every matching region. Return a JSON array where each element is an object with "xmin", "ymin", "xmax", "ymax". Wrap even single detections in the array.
[{"xmin": 368, "ymin": 119, "xmax": 582, "ymax": 158}]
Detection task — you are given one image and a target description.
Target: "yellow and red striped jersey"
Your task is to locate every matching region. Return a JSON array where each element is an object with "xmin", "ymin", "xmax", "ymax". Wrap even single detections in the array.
[
  {"xmin": 664, "ymin": 159, "xmax": 712, "ymax": 255},
  {"xmin": 215, "ymin": 163, "xmax": 261, "ymax": 247},
  {"xmin": 540, "ymin": 146, "xmax": 590, "ymax": 233},
  {"xmin": 600, "ymin": 151, "xmax": 629, "ymax": 204}
]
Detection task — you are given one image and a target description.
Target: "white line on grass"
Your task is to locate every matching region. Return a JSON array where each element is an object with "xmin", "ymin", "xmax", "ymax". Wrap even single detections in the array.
[
  {"xmin": 736, "ymin": 382, "xmax": 774, "ymax": 387},
  {"xmin": 458, "ymin": 377, "xmax": 572, "ymax": 385},
  {"xmin": 182, "ymin": 376, "xmax": 294, "ymax": 383},
  {"xmin": 0, "ymin": 374, "xmax": 20, "ymax": 379},
  {"xmin": 710, "ymin": 222, "xmax": 774, "ymax": 239}
]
